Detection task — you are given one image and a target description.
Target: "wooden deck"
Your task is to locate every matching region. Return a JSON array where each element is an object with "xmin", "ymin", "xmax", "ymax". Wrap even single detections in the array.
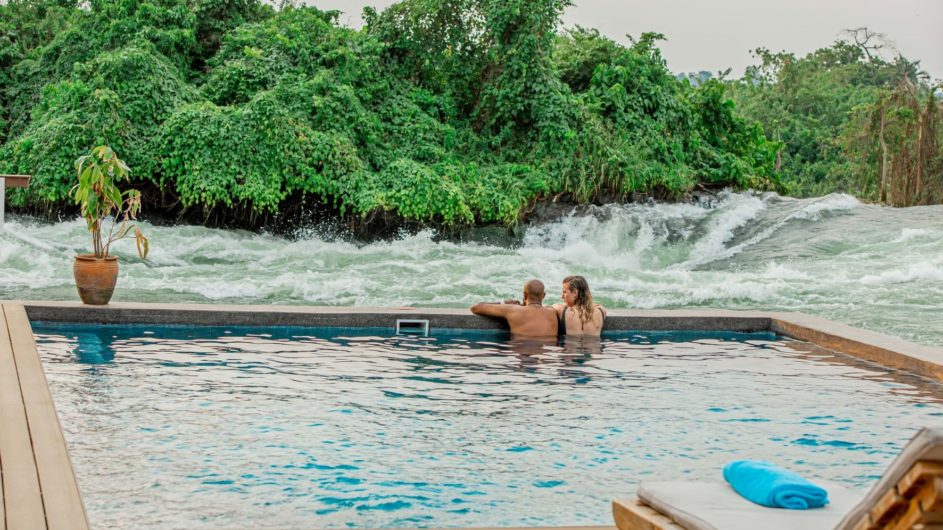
[{"xmin": 0, "ymin": 303, "xmax": 89, "ymax": 530}]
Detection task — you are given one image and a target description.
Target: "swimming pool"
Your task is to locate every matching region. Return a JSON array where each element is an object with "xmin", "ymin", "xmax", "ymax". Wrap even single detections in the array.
[{"xmin": 33, "ymin": 323, "xmax": 943, "ymax": 529}]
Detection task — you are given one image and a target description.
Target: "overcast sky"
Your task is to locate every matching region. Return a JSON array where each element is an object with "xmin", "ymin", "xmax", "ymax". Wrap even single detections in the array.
[{"xmin": 308, "ymin": 0, "xmax": 943, "ymax": 81}]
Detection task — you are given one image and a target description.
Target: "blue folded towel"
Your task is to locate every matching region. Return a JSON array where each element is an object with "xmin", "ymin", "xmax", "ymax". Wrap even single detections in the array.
[{"xmin": 722, "ymin": 460, "xmax": 829, "ymax": 509}]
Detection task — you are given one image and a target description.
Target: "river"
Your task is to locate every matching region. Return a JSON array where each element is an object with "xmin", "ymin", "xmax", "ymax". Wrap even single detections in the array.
[{"xmin": 2, "ymin": 191, "xmax": 941, "ymax": 346}]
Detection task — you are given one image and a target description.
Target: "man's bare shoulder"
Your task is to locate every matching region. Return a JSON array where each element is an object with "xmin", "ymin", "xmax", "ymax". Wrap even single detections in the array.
[
  {"xmin": 504, "ymin": 304, "xmax": 554, "ymax": 321},
  {"xmin": 534, "ymin": 305, "xmax": 560, "ymax": 324}
]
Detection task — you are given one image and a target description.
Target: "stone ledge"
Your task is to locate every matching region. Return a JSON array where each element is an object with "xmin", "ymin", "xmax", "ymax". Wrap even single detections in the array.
[
  {"xmin": 17, "ymin": 300, "xmax": 775, "ymax": 331},
  {"xmin": 769, "ymin": 312, "xmax": 943, "ymax": 381}
]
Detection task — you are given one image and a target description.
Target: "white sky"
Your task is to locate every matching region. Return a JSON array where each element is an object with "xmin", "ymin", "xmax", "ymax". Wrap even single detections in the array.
[{"xmin": 308, "ymin": 0, "xmax": 943, "ymax": 81}]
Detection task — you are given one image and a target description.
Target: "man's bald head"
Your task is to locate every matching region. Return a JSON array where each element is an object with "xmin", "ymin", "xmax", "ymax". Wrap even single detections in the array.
[{"xmin": 523, "ymin": 279, "xmax": 546, "ymax": 303}]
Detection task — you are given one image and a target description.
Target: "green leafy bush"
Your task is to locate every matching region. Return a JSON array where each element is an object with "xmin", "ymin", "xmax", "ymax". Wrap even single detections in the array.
[
  {"xmin": 1, "ymin": 0, "xmax": 792, "ymax": 228},
  {"xmin": 4, "ymin": 41, "xmax": 198, "ymax": 207}
]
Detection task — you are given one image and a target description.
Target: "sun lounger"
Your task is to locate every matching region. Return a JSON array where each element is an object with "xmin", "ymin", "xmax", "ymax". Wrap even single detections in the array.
[{"xmin": 612, "ymin": 427, "xmax": 943, "ymax": 530}]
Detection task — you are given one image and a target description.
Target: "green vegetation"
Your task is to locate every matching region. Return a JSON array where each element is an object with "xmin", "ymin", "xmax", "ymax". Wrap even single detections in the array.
[
  {"xmin": 71, "ymin": 145, "xmax": 149, "ymax": 258},
  {"xmin": 727, "ymin": 29, "xmax": 942, "ymax": 205},
  {"xmin": 0, "ymin": 1, "xmax": 939, "ymax": 228}
]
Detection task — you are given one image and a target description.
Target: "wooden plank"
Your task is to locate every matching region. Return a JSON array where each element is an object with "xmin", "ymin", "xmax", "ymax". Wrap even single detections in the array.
[
  {"xmin": 870, "ymin": 486, "xmax": 905, "ymax": 525},
  {"xmin": 0, "ymin": 175, "xmax": 31, "ymax": 188},
  {"xmin": 612, "ymin": 498, "xmax": 684, "ymax": 530},
  {"xmin": 4, "ymin": 304, "xmax": 89, "ymax": 530},
  {"xmin": 1, "ymin": 409, "xmax": 4, "ymax": 530},
  {"xmin": 0, "ymin": 306, "xmax": 5, "ymax": 529},
  {"xmin": 898, "ymin": 461, "xmax": 943, "ymax": 496},
  {"xmin": 1, "ymin": 406, "xmax": 46, "ymax": 530},
  {"xmin": 917, "ymin": 477, "xmax": 943, "ymax": 522},
  {"xmin": 886, "ymin": 498, "xmax": 922, "ymax": 530},
  {"xmin": 866, "ymin": 469, "xmax": 943, "ymax": 530},
  {"xmin": 0, "ymin": 305, "xmax": 46, "ymax": 530},
  {"xmin": 848, "ymin": 515, "xmax": 873, "ymax": 530}
]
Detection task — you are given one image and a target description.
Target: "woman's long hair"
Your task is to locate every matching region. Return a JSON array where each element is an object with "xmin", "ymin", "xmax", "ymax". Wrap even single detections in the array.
[{"xmin": 563, "ymin": 275, "xmax": 596, "ymax": 329}]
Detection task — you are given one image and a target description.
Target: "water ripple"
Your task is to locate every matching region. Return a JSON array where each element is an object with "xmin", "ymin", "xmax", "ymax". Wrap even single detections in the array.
[{"xmin": 32, "ymin": 324, "xmax": 943, "ymax": 529}]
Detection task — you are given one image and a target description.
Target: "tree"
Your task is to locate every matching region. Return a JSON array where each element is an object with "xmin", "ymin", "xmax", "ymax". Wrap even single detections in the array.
[{"xmin": 842, "ymin": 27, "xmax": 896, "ymax": 62}]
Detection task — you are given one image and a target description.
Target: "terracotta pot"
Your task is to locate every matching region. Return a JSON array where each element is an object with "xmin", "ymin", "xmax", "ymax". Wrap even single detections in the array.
[{"xmin": 73, "ymin": 254, "xmax": 119, "ymax": 305}]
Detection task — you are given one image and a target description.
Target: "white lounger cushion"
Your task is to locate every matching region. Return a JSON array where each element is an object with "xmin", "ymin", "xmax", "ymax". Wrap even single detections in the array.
[{"xmin": 637, "ymin": 481, "xmax": 863, "ymax": 530}]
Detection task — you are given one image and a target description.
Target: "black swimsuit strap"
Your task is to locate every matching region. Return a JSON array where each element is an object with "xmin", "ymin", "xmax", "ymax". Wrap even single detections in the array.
[{"xmin": 559, "ymin": 306, "xmax": 567, "ymax": 337}]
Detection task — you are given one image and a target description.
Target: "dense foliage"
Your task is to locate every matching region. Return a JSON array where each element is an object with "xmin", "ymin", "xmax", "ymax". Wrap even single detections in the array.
[
  {"xmin": 727, "ymin": 36, "xmax": 942, "ymax": 204},
  {"xmin": 1, "ymin": 0, "xmax": 936, "ymax": 229}
]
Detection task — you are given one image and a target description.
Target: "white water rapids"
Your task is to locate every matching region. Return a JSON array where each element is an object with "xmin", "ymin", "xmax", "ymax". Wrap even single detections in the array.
[{"xmin": 2, "ymin": 191, "xmax": 941, "ymax": 346}]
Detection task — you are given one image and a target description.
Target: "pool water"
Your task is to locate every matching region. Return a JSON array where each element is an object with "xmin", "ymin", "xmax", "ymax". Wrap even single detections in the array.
[{"xmin": 32, "ymin": 324, "xmax": 943, "ymax": 529}]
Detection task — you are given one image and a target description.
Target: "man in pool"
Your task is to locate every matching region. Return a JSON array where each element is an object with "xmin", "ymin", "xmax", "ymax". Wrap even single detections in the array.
[{"xmin": 470, "ymin": 279, "xmax": 558, "ymax": 337}]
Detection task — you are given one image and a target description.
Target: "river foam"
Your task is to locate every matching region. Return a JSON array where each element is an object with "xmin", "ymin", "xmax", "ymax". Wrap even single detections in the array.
[{"xmin": 1, "ymin": 191, "xmax": 941, "ymax": 345}]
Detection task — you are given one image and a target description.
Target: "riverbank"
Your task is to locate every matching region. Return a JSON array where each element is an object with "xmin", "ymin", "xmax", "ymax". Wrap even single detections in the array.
[{"xmin": 7, "ymin": 185, "xmax": 726, "ymax": 242}]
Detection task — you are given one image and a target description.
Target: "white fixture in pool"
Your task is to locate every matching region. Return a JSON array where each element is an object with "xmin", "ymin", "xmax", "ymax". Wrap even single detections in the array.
[{"xmin": 395, "ymin": 319, "xmax": 430, "ymax": 336}]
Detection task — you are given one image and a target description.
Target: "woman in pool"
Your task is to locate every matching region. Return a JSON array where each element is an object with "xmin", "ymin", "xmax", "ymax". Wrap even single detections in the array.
[{"xmin": 554, "ymin": 275, "xmax": 607, "ymax": 337}]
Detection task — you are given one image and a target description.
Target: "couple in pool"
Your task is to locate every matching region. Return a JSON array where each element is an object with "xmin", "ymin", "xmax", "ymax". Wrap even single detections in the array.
[{"xmin": 470, "ymin": 275, "xmax": 607, "ymax": 337}]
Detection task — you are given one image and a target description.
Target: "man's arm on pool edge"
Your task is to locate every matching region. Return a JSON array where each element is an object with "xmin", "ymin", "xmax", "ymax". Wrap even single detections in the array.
[{"xmin": 471, "ymin": 302, "xmax": 515, "ymax": 318}]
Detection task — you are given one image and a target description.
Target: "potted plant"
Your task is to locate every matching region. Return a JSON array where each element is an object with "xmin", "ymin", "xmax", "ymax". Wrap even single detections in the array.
[{"xmin": 70, "ymin": 145, "xmax": 149, "ymax": 305}]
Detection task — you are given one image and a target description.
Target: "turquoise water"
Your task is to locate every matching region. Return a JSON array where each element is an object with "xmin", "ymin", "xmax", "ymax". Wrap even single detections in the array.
[{"xmin": 33, "ymin": 323, "xmax": 943, "ymax": 529}]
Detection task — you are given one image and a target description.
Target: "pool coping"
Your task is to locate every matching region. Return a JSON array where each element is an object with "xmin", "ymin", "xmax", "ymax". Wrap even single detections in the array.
[
  {"xmin": 16, "ymin": 300, "xmax": 943, "ymax": 381},
  {"xmin": 4, "ymin": 299, "xmax": 943, "ymax": 529}
]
